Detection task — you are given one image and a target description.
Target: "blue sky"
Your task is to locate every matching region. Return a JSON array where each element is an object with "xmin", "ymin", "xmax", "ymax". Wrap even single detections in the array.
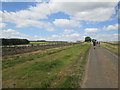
[{"xmin": 0, "ymin": 0, "xmax": 119, "ymax": 41}]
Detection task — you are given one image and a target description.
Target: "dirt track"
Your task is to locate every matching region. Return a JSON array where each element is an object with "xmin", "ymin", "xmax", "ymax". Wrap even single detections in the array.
[{"xmin": 82, "ymin": 45, "xmax": 118, "ymax": 88}]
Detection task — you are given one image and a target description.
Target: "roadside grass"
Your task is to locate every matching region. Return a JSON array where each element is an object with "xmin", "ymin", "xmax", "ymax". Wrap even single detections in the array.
[
  {"xmin": 3, "ymin": 43, "xmax": 90, "ymax": 88},
  {"xmin": 101, "ymin": 42, "xmax": 118, "ymax": 55},
  {"xmin": 55, "ymin": 43, "xmax": 90, "ymax": 88}
]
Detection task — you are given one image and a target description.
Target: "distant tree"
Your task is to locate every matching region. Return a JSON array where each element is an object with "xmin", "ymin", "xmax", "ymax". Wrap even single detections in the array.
[
  {"xmin": 85, "ymin": 37, "xmax": 91, "ymax": 42},
  {"xmin": 92, "ymin": 39, "xmax": 97, "ymax": 42}
]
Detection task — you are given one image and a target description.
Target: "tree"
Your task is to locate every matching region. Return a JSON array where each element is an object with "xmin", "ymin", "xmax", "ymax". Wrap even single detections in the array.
[
  {"xmin": 92, "ymin": 39, "xmax": 97, "ymax": 42},
  {"xmin": 85, "ymin": 37, "xmax": 91, "ymax": 42}
]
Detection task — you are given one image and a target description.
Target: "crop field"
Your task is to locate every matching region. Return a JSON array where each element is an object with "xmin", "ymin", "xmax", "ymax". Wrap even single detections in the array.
[
  {"xmin": 101, "ymin": 42, "xmax": 118, "ymax": 55},
  {"xmin": 30, "ymin": 42, "xmax": 50, "ymax": 44},
  {"xmin": 30, "ymin": 41, "xmax": 68, "ymax": 45},
  {"xmin": 2, "ymin": 43, "xmax": 90, "ymax": 88}
]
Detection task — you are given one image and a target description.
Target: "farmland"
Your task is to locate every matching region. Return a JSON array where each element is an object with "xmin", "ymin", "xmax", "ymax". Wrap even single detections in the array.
[
  {"xmin": 2, "ymin": 43, "xmax": 90, "ymax": 88},
  {"xmin": 30, "ymin": 41, "xmax": 68, "ymax": 45}
]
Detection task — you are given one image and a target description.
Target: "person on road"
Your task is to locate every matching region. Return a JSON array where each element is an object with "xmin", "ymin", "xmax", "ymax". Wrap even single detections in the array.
[{"xmin": 92, "ymin": 41, "xmax": 96, "ymax": 49}]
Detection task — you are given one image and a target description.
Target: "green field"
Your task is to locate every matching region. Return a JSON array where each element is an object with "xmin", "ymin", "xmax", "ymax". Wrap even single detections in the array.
[
  {"xmin": 3, "ymin": 43, "xmax": 90, "ymax": 88},
  {"xmin": 101, "ymin": 42, "xmax": 118, "ymax": 55},
  {"xmin": 30, "ymin": 42, "xmax": 50, "ymax": 44},
  {"xmin": 30, "ymin": 41, "xmax": 68, "ymax": 45}
]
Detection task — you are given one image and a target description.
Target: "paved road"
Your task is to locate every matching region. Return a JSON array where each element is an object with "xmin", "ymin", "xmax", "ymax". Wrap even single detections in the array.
[{"xmin": 82, "ymin": 45, "xmax": 118, "ymax": 88}]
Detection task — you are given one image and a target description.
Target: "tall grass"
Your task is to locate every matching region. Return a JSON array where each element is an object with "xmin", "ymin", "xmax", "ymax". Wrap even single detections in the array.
[{"xmin": 101, "ymin": 42, "xmax": 118, "ymax": 55}]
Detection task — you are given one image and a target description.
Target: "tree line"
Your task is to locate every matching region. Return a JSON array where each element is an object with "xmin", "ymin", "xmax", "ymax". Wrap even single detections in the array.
[
  {"xmin": 85, "ymin": 37, "xmax": 97, "ymax": 42},
  {"xmin": 1, "ymin": 38, "xmax": 30, "ymax": 45}
]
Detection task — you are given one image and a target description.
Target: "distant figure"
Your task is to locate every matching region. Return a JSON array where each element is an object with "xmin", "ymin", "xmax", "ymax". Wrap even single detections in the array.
[{"xmin": 93, "ymin": 41, "xmax": 96, "ymax": 49}]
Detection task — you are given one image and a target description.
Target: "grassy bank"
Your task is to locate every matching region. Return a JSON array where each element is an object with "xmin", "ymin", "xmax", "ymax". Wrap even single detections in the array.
[
  {"xmin": 3, "ymin": 43, "xmax": 90, "ymax": 88},
  {"xmin": 101, "ymin": 42, "xmax": 118, "ymax": 55}
]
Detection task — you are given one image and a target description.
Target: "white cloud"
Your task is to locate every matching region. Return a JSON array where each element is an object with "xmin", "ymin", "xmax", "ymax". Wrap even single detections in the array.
[
  {"xmin": 1, "ymin": 0, "xmax": 11, "ymax": 1},
  {"xmin": 2, "ymin": 13, "xmax": 54, "ymax": 31},
  {"xmin": 0, "ymin": 29, "xmax": 45, "ymax": 40},
  {"xmin": 0, "ymin": 0, "xmax": 119, "ymax": 2},
  {"xmin": 1, "ymin": 28, "xmax": 118, "ymax": 41},
  {"xmin": 49, "ymin": 33, "xmax": 82, "ymax": 41},
  {"xmin": 84, "ymin": 24, "xmax": 118, "ymax": 33},
  {"xmin": 0, "ymin": 0, "xmax": 45, "ymax": 2},
  {"xmin": 0, "ymin": 1, "xmax": 118, "ymax": 42},
  {"xmin": 1, "ymin": 29, "xmax": 82, "ymax": 41},
  {"xmin": 53, "ymin": 19, "xmax": 81, "ymax": 28},
  {"xmin": 1, "ymin": 3, "xmax": 54, "ymax": 31},
  {"xmin": 84, "ymin": 28, "xmax": 99, "ymax": 32},
  {"xmin": 50, "ymin": 1, "xmax": 117, "ymax": 22},
  {"xmin": 0, "ymin": 23, "xmax": 7, "ymax": 28},
  {"xmin": 1, "ymin": 1, "xmax": 117, "ymax": 30},
  {"xmin": 50, "ymin": 0, "xmax": 118, "ymax": 2},
  {"xmin": 72, "ymin": 8, "xmax": 115, "ymax": 21},
  {"xmin": 82, "ymin": 33, "xmax": 118, "ymax": 41},
  {"xmin": 103, "ymin": 24, "xmax": 118, "ymax": 31},
  {"xmin": 15, "ymin": 19, "xmax": 54, "ymax": 31},
  {"xmin": 3, "ymin": 29, "xmax": 20, "ymax": 34},
  {"xmin": 63, "ymin": 29, "xmax": 74, "ymax": 34},
  {"xmin": 94, "ymin": 33, "xmax": 118, "ymax": 41},
  {"xmin": 1, "ymin": 3, "xmax": 51, "ymax": 20},
  {"xmin": 1, "ymin": 29, "xmax": 25, "ymax": 38}
]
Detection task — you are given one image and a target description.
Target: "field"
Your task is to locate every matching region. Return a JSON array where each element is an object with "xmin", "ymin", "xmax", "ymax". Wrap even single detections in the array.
[
  {"xmin": 30, "ymin": 42, "xmax": 50, "ymax": 44},
  {"xmin": 101, "ymin": 41, "xmax": 118, "ymax": 55},
  {"xmin": 1, "ymin": 41, "xmax": 68, "ymax": 47},
  {"xmin": 30, "ymin": 41, "xmax": 68, "ymax": 45},
  {"xmin": 2, "ymin": 43, "xmax": 90, "ymax": 88}
]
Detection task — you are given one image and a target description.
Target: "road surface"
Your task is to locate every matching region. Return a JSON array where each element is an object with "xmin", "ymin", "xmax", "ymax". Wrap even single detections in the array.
[{"xmin": 82, "ymin": 45, "xmax": 118, "ymax": 88}]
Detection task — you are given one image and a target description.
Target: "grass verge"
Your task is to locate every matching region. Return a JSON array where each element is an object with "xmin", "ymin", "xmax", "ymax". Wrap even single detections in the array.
[{"xmin": 101, "ymin": 42, "xmax": 118, "ymax": 56}]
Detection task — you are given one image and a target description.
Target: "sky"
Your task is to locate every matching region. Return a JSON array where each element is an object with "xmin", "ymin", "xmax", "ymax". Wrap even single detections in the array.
[{"xmin": 0, "ymin": 0, "xmax": 119, "ymax": 42}]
